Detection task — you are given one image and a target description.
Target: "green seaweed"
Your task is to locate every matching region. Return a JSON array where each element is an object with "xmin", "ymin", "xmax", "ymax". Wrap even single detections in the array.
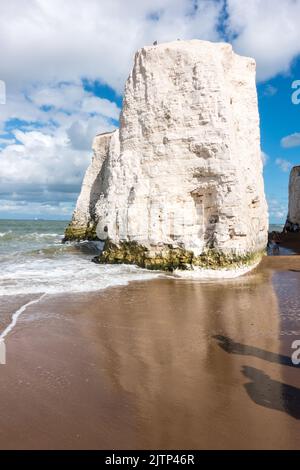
[
  {"xmin": 96, "ymin": 240, "xmax": 264, "ymax": 272},
  {"xmin": 63, "ymin": 223, "xmax": 97, "ymax": 242}
]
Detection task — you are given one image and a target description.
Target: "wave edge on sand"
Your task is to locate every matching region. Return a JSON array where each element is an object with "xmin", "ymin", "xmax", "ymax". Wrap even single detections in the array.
[{"xmin": 173, "ymin": 260, "xmax": 261, "ymax": 279}]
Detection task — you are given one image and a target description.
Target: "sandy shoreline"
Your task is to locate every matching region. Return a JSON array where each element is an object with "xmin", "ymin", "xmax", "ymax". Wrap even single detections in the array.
[{"xmin": 0, "ymin": 255, "xmax": 299, "ymax": 449}]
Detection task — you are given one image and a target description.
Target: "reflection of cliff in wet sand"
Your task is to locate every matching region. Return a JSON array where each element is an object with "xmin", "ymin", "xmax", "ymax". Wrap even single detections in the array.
[
  {"xmin": 88, "ymin": 279, "xmax": 275, "ymax": 448},
  {"xmin": 0, "ymin": 257, "xmax": 300, "ymax": 448}
]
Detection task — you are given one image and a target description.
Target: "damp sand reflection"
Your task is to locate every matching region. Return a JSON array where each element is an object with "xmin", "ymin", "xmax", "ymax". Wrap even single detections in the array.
[{"xmin": 0, "ymin": 257, "xmax": 299, "ymax": 449}]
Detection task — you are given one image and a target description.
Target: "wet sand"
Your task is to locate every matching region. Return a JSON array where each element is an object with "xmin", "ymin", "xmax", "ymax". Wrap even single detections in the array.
[{"xmin": 0, "ymin": 256, "xmax": 300, "ymax": 449}]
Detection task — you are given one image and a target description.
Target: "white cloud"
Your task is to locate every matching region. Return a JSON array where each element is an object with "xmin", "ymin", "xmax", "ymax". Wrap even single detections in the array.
[
  {"xmin": 0, "ymin": 137, "xmax": 15, "ymax": 145},
  {"xmin": 67, "ymin": 115, "xmax": 114, "ymax": 150},
  {"xmin": 281, "ymin": 132, "xmax": 300, "ymax": 148},
  {"xmin": 29, "ymin": 83, "xmax": 84, "ymax": 110},
  {"xmin": 0, "ymin": 0, "xmax": 223, "ymax": 216},
  {"xmin": 226, "ymin": 0, "xmax": 300, "ymax": 82},
  {"xmin": 9, "ymin": 1, "xmax": 299, "ymax": 92},
  {"xmin": 0, "ymin": 199, "xmax": 73, "ymax": 218},
  {"xmin": 0, "ymin": 81, "xmax": 118, "ymax": 207},
  {"xmin": 0, "ymin": 0, "xmax": 223, "ymax": 94},
  {"xmin": 275, "ymin": 158, "xmax": 293, "ymax": 172},
  {"xmin": 0, "ymin": 114, "xmax": 116, "ymax": 190},
  {"xmin": 263, "ymin": 84, "xmax": 278, "ymax": 97},
  {"xmin": 0, "ymin": 129, "xmax": 87, "ymax": 187},
  {"xmin": 268, "ymin": 197, "xmax": 287, "ymax": 222},
  {"xmin": 81, "ymin": 96, "xmax": 120, "ymax": 119},
  {"xmin": 1, "ymin": 0, "xmax": 300, "ymax": 217},
  {"xmin": 0, "ymin": 82, "xmax": 120, "ymax": 128},
  {"xmin": 261, "ymin": 151, "xmax": 269, "ymax": 166},
  {"xmin": 28, "ymin": 83, "xmax": 120, "ymax": 119}
]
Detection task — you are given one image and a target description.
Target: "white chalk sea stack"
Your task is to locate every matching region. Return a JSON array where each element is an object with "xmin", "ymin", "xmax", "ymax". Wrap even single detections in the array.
[
  {"xmin": 285, "ymin": 166, "xmax": 300, "ymax": 230},
  {"xmin": 65, "ymin": 39, "xmax": 268, "ymax": 271}
]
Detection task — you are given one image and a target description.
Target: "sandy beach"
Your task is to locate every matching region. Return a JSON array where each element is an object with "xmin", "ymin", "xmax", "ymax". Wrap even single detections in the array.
[
  {"xmin": 2, "ymin": 0, "xmax": 300, "ymax": 456},
  {"xmin": 0, "ymin": 255, "xmax": 299, "ymax": 449}
]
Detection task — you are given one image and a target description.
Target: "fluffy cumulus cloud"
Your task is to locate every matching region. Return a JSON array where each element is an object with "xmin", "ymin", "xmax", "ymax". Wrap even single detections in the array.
[
  {"xmin": 261, "ymin": 151, "xmax": 269, "ymax": 166},
  {"xmin": 1, "ymin": 0, "xmax": 300, "ymax": 217},
  {"xmin": 275, "ymin": 158, "xmax": 293, "ymax": 173},
  {"xmin": 268, "ymin": 198, "xmax": 288, "ymax": 223},
  {"xmin": 0, "ymin": 80, "xmax": 119, "ymax": 217},
  {"xmin": 0, "ymin": 199, "xmax": 74, "ymax": 219},
  {"xmin": 281, "ymin": 132, "xmax": 300, "ymax": 149},
  {"xmin": 0, "ymin": 0, "xmax": 223, "ymax": 94},
  {"xmin": 7, "ymin": 0, "xmax": 300, "ymax": 92},
  {"xmin": 225, "ymin": 0, "xmax": 300, "ymax": 82},
  {"xmin": 0, "ymin": 0, "xmax": 224, "ymax": 217},
  {"xmin": 263, "ymin": 85, "xmax": 278, "ymax": 97}
]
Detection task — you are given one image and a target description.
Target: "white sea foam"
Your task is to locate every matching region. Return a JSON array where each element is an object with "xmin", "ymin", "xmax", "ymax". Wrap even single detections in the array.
[
  {"xmin": 0, "ymin": 231, "xmax": 12, "ymax": 237},
  {"xmin": 0, "ymin": 255, "xmax": 162, "ymax": 296},
  {"xmin": 173, "ymin": 260, "xmax": 260, "ymax": 279},
  {"xmin": 0, "ymin": 222, "xmax": 162, "ymax": 296},
  {"xmin": 0, "ymin": 253, "xmax": 259, "ymax": 296},
  {"xmin": 0, "ymin": 230, "xmax": 62, "ymax": 243},
  {"xmin": 0, "ymin": 221, "xmax": 261, "ymax": 298}
]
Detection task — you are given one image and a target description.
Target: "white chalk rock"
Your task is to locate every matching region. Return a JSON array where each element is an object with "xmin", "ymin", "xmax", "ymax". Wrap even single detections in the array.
[
  {"xmin": 66, "ymin": 40, "xmax": 268, "ymax": 269},
  {"xmin": 285, "ymin": 166, "xmax": 300, "ymax": 230}
]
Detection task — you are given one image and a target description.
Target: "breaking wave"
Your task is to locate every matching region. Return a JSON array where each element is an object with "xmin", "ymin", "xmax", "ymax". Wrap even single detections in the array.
[{"xmin": 0, "ymin": 220, "xmax": 161, "ymax": 297}]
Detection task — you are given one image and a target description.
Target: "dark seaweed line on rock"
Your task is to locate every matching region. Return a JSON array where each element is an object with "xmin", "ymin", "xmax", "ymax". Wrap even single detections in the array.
[{"xmin": 92, "ymin": 240, "xmax": 264, "ymax": 272}]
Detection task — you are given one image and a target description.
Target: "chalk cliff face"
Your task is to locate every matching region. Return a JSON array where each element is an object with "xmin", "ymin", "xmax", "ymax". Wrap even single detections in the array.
[
  {"xmin": 65, "ymin": 40, "xmax": 268, "ymax": 270},
  {"xmin": 285, "ymin": 166, "xmax": 300, "ymax": 231},
  {"xmin": 65, "ymin": 130, "xmax": 120, "ymax": 240}
]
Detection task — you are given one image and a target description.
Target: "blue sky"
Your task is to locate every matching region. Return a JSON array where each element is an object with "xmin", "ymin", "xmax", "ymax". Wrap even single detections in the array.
[
  {"xmin": 258, "ymin": 57, "xmax": 300, "ymax": 223},
  {"xmin": 1, "ymin": 0, "xmax": 300, "ymax": 223}
]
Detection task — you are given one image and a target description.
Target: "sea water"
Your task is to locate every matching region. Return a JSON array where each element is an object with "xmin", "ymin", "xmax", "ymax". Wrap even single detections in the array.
[
  {"xmin": 0, "ymin": 219, "xmax": 160, "ymax": 297},
  {"xmin": 0, "ymin": 220, "xmax": 285, "ymax": 297}
]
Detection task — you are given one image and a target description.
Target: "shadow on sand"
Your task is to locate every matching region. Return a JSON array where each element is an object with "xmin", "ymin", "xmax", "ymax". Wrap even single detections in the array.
[
  {"xmin": 242, "ymin": 366, "xmax": 300, "ymax": 420},
  {"xmin": 214, "ymin": 335, "xmax": 300, "ymax": 419},
  {"xmin": 213, "ymin": 334, "xmax": 299, "ymax": 368}
]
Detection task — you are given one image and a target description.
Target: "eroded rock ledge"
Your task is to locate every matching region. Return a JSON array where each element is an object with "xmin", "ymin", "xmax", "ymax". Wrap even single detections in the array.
[
  {"xmin": 65, "ymin": 40, "xmax": 268, "ymax": 271},
  {"xmin": 93, "ymin": 240, "xmax": 264, "ymax": 272}
]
